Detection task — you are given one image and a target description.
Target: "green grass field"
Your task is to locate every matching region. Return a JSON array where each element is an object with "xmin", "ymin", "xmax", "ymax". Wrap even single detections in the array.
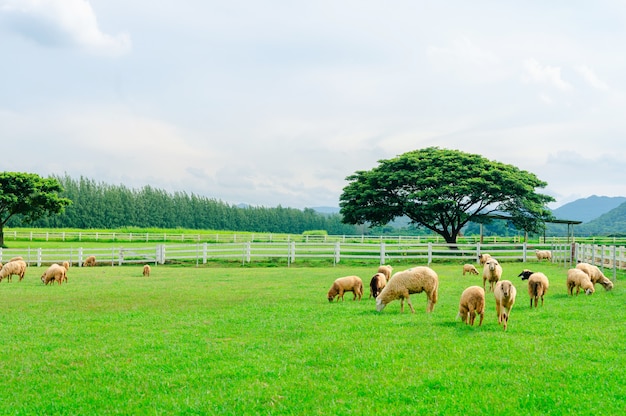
[{"xmin": 1, "ymin": 261, "xmax": 624, "ymax": 415}]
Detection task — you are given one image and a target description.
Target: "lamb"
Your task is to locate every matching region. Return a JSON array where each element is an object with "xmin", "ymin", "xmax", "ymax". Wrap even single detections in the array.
[
  {"xmin": 83, "ymin": 255, "xmax": 96, "ymax": 267},
  {"xmin": 143, "ymin": 264, "xmax": 151, "ymax": 277},
  {"xmin": 478, "ymin": 253, "xmax": 492, "ymax": 265},
  {"xmin": 462, "ymin": 264, "xmax": 479, "ymax": 276},
  {"xmin": 482, "ymin": 258, "xmax": 502, "ymax": 292},
  {"xmin": 327, "ymin": 275, "xmax": 363, "ymax": 302},
  {"xmin": 377, "ymin": 265, "xmax": 393, "ymax": 281},
  {"xmin": 369, "ymin": 272, "xmax": 386, "ymax": 299},
  {"xmin": 566, "ymin": 268, "xmax": 595, "ymax": 296},
  {"xmin": 0, "ymin": 260, "xmax": 27, "ymax": 283},
  {"xmin": 456, "ymin": 286, "xmax": 485, "ymax": 326},
  {"xmin": 494, "ymin": 280, "xmax": 517, "ymax": 331},
  {"xmin": 575, "ymin": 262, "xmax": 614, "ymax": 291},
  {"xmin": 376, "ymin": 266, "xmax": 439, "ymax": 313},
  {"xmin": 41, "ymin": 263, "xmax": 66, "ymax": 285},
  {"xmin": 518, "ymin": 269, "xmax": 549, "ymax": 308},
  {"xmin": 535, "ymin": 250, "xmax": 552, "ymax": 261}
]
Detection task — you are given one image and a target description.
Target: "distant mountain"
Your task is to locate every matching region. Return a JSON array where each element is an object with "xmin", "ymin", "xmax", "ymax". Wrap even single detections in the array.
[
  {"xmin": 551, "ymin": 195, "xmax": 626, "ymax": 223},
  {"xmin": 576, "ymin": 202, "xmax": 626, "ymax": 236}
]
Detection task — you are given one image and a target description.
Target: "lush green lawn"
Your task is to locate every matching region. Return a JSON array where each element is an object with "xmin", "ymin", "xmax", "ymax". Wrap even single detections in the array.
[{"xmin": 1, "ymin": 261, "xmax": 624, "ymax": 415}]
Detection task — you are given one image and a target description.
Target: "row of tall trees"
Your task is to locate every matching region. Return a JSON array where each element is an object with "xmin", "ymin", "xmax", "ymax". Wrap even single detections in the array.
[{"xmin": 11, "ymin": 175, "xmax": 359, "ymax": 235}]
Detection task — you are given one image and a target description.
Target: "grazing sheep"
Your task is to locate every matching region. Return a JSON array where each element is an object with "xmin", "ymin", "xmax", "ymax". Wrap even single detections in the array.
[
  {"xmin": 327, "ymin": 276, "xmax": 363, "ymax": 302},
  {"xmin": 83, "ymin": 255, "xmax": 96, "ymax": 267},
  {"xmin": 61, "ymin": 261, "xmax": 70, "ymax": 270},
  {"xmin": 482, "ymin": 258, "xmax": 502, "ymax": 292},
  {"xmin": 519, "ymin": 269, "xmax": 549, "ymax": 308},
  {"xmin": 457, "ymin": 286, "xmax": 485, "ymax": 326},
  {"xmin": 575, "ymin": 262, "xmax": 614, "ymax": 291},
  {"xmin": 478, "ymin": 253, "xmax": 492, "ymax": 265},
  {"xmin": 376, "ymin": 266, "xmax": 439, "ymax": 313},
  {"xmin": 535, "ymin": 250, "xmax": 552, "ymax": 261},
  {"xmin": 143, "ymin": 264, "xmax": 151, "ymax": 277},
  {"xmin": 41, "ymin": 263, "xmax": 66, "ymax": 285},
  {"xmin": 377, "ymin": 265, "xmax": 393, "ymax": 281},
  {"xmin": 462, "ymin": 264, "xmax": 479, "ymax": 276},
  {"xmin": 0, "ymin": 260, "xmax": 27, "ymax": 283},
  {"xmin": 566, "ymin": 268, "xmax": 595, "ymax": 296},
  {"xmin": 494, "ymin": 280, "xmax": 517, "ymax": 331},
  {"xmin": 369, "ymin": 272, "xmax": 386, "ymax": 299}
]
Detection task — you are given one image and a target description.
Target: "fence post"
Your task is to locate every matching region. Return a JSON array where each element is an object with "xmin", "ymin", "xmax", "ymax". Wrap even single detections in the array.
[
  {"xmin": 37, "ymin": 248, "xmax": 42, "ymax": 267},
  {"xmin": 78, "ymin": 247, "xmax": 84, "ymax": 267},
  {"xmin": 334, "ymin": 242, "xmax": 341, "ymax": 265},
  {"xmin": 380, "ymin": 242, "xmax": 385, "ymax": 265},
  {"xmin": 290, "ymin": 241, "xmax": 296, "ymax": 265},
  {"xmin": 203, "ymin": 243, "xmax": 208, "ymax": 264},
  {"xmin": 118, "ymin": 249, "xmax": 124, "ymax": 266},
  {"xmin": 428, "ymin": 242, "xmax": 432, "ymax": 265}
]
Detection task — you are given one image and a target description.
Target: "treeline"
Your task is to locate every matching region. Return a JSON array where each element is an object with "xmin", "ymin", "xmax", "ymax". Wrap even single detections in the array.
[{"xmin": 13, "ymin": 175, "xmax": 360, "ymax": 235}]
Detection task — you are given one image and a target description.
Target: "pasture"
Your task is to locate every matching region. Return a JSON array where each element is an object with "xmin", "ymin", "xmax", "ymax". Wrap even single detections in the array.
[{"xmin": 1, "ymin": 261, "xmax": 625, "ymax": 414}]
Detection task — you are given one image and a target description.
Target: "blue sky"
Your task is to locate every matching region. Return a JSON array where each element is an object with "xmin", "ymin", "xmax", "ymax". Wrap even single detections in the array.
[{"xmin": 2, "ymin": 0, "xmax": 626, "ymax": 209}]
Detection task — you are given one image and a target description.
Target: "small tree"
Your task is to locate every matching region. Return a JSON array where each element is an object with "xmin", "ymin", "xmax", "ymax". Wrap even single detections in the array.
[
  {"xmin": 339, "ymin": 147, "xmax": 555, "ymax": 244},
  {"xmin": 0, "ymin": 172, "xmax": 72, "ymax": 247}
]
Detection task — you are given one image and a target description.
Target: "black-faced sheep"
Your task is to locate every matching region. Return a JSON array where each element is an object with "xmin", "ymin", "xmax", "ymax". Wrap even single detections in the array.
[
  {"xmin": 566, "ymin": 268, "xmax": 594, "ymax": 296},
  {"xmin": 41, "ymin": 264, "xmax": 66, "ymax": 285},
  {"xmin": 369, "ymin": 272, "xmax": 386, "ymax": 299},
  {"xmin": 535, "ymin": 250, "xmax": 552, "ymax": 261},
  {"xmin": 143, "ymin": 264, "xmax": 151, "ymax": 277},
  {"xmin": 463, "ymin": 264, "xmax": 479, "ymax": 276},
  {"xmin": 457, "ymin": 286, "xmax": 485, "ymax": 326},
  {"xmin": 376, "ymin": 266, "xmax": 439, "ymax": 314},
  {"xmin": 0, "ymin": 260, "xmax": 27, "ymax": 283},
  {"xmin": 377, "ymin": 265, "xmax": 393, "ymax": 281},
  {"xmin": 519, "ymin": 269, "xmax": 549, "ymax": 308},
  {"xmin": 327, "ymin": 276, "xmax": 363, "ymax": 302},
  {"xmin": 494, "ymin": 280, "xmax": 517, "ymax": 331},
  {"xmin": 478, "ymin": 253, "xmax": 492, "ymax": 265},
  {"xmin": 575, "ymin": 262, "xmax": 614, "ymax": 291},
  {"xmin": 83, "ymin": 255, "xmax": 96, "ymax": 267},
  {"xmin": 482, "ymin": 258, "xmax": 502, "ymax": 292}
]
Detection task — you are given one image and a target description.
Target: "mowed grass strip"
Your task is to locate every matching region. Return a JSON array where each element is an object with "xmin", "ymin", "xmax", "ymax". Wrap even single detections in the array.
[{"xmin": 0, "ymin": 262, "xmax": 624, "ymax": 415}]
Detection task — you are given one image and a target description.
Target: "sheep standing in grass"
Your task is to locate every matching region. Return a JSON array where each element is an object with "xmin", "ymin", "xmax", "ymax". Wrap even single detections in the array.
[
  {"xmin": 0, "ymin": 260, "xmax": 27, "ymax": 282},
  {"xmin": 143, "ymin": 264, "xmax": 151, "ymax": 277},
  {"xmin": 463, "ymin": 264, "xmax": 479, "ymax": 276},
  {"xmin": 535, "ymin": 250, "xmax": 552, "ymax": 261},
  {"xmin": 519, "ymin": 270, "xmax": 549, "ymax": 308},
  {"xmin": 575, "ymin": 262, "xmax": 614, "ymax": 291},
  {"xmin": 457, "ymin": 286, "xmax": 485, "ymax": 326},
  {"xmin": 41, "ymin": 264, "xmax": 66, "ymax": 285},
  {"xmin": 478, "ymin": 253, "xmax": 492, "ymax": 265},
  {"xmin": 377, "ymin": 265, "xmax": 393, "ymax": 281},
  {"xmin": 494, "ymin": 280, "xmax": 517, "ymax": 331},
  {"xmin": 566, "ymin": 268, "xmax": 594, "ymax": 296},
  {"xmin": 327, "ymin": 276, "xmax": 363, "ymax": 302},
  {"xmin": 376, "ymin": 266, "xmax": 439, "ymax": 313},
  {"xmin": 482, "ymin": 258, "xmax": 502, "ymax": 292},
  {"xmin": 369, "ymin": 272, "xmax": 386, "ymax": 299},
  {"xmin": 83, "ymin": 256, "xmax": 96, "ymax": 267},
  {"xmin": 61, "ymin": 261, "xmax": 70, "ymax": 270}
]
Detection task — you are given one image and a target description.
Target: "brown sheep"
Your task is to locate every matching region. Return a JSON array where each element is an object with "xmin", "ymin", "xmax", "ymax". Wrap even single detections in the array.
[
  {"xmin": 494, "ymin": 280, "xmax": 517, "ymax": 331},
  {"xmin": 535, "ymin": 250, "xmax": 552, "ymax": 261},
  {"xmin": 0, "ymin": 260, "xmax": 27, "ymax": 283},
  {"xmin": 327, "ymin": 276, "xmax": 363, "ymax": 302},
  {"xmin": 519, "ymin": 269, "xmax": 549, "ymax": 308},
  {"xmin": 457, "ymin": 286, "xmax": 485, "ymax": 326},
  {"xmin": 482, "ymin": 258, "xmax": 502, "ymax": 292},
  {"xmin": 377, "ymin": 265, "xmax": 393, "ymax": 281},
  {"xmin": 575, "ymin": 262, "xmax": 614, "ymax": 291},
  {"xmin": 462, "ymin": 264, "xmax": 479, "ymax": 276},
  {"xmin": 376, "ymin": 266, "xmax": 439, "ymax": 313},
  {"xmin": 61, "ymin": 261, "xmax": 70, "ymax": 270},
  {"xmin": 143, "ymin": 264, "xmax": 151, "ymax": 277},
  {"xmin": 566, "ymin": 268, "xmax": 594, "ymax": 296},
  {"xmin": 41, "ymin": 264, "xmax": 66, "ymax": 285},
  {"xmin": 83, "ymin": 255, "xmax": 96, "ymax": 267},
  {"xmin": 369, "ymin": 272, "xmax": 386, "ymax": 299}
]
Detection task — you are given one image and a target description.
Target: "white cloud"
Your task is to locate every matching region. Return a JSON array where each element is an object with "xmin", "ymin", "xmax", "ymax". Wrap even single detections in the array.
[
  {"xmin": 522, "ymin": 58, "xmax": 572, "ymax": 91},
  {"xmin": 0, "ymin": 0, "xmax": 130, "ymax": 56},
  {"xmin": 576, "ymin": 65, "xmax": 609, "ymax": 91}
]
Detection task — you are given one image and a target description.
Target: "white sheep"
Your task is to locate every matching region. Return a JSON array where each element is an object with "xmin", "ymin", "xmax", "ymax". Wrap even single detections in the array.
[
  {"xmin": 376, "ymin": 266, "xmax": 439, "ymax": 313},
  {"xmin": 369, "ymin": 272, "xmax": 386, "ymax": 299},
  {"xmin": 143, "ymin": 264, "xmax": 151, "ymax": 277},
  {"xmin": 482, "ymin": 258, "xmax": 502, "ymax": 292},
  {"xmin": 535, "ymin": 250, "xmax": 552, "ymax": 261},
  {"xmin": 327, "ymin": 276, "xmax": 363, "ymax": 302},
  {"xmin": 83, "ymin": 255, "xmax": 96, "ymax": 267},
  {"xmin": 478, "ymin": 253, "xmax": 492, "ymax": 265},
  {"xmin": 0, "ymin": 260, "xmax": 27, "ymax": 283},
  {"xmin": 41, "ymin": 263, "xmax": 66, "ymax": 285},
  {"xmin": 494, "ymin": 280, "xmax": 517, "ymax": 331},
  {"xmin": 518, "ymin": 269, "xmax": 549, "ymax": 308},
  {"xmin": 457, "ymin": 286, "xmax": 485, "ymax": 326},
  {"xmin": 462, "ymin": 264, "xmax": 479, "ymax": 276},
  {"xmin": 377, "ymin": 265, "xmax": 393, "ymax": 281},
  {"xmin": 575, "ymin": 262, "xmax": 614, "ymax": 291},
  {"xmin": 566, "ymin": 268, "xmax": 595, "ymax": 296}
]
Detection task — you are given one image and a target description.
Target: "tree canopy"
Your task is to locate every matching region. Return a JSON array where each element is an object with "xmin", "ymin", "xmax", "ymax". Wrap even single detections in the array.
[
  {"xmin": 0, "ymin": 172, "xmax": 72, "ymax": 247},
  {"xmin": 339, "ymin": 147, "xmax": 555, "ymax": 244}
]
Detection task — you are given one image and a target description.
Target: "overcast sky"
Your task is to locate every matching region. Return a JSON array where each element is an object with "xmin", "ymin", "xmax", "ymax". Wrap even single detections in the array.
[{"xmin": 2, "ymin": 1, "xmax": 626, "ymax": 210}]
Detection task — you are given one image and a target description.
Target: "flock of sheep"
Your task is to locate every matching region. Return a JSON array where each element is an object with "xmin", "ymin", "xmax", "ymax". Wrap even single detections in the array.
[
  {"xmin": 0, "ymin": 255, "xmax": 153, "ymax": 285},
  {"xmin": 327, "ymin": 250, "xmax": 615, "ymax": 332}
]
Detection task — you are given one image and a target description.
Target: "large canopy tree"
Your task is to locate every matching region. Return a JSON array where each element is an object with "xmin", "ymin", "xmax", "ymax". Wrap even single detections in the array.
[
  {"xmin": 339, "ymin": 147, "xmax": 555, "ymax": 244},
  {"xmin": 0, "ymin": 172, "xmax": 72, "ymax": 247}
]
